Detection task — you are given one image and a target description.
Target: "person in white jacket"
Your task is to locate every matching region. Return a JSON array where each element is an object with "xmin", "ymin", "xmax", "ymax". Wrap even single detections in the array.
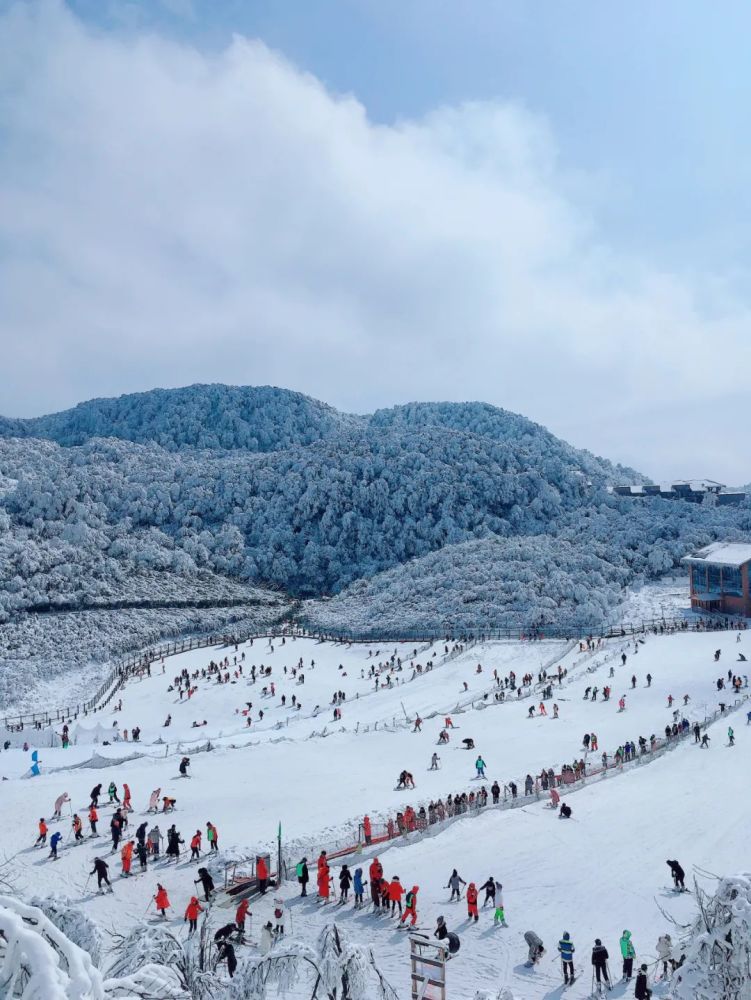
[{"xmin": 656, "ymin": 933, "xmax": 672, "ymax": 977}]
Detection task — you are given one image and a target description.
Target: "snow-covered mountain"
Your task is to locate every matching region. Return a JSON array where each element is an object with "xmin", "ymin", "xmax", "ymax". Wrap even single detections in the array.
[{"xmin": 0, "ymin": 385, "xmax": 748, "ymax": 632}]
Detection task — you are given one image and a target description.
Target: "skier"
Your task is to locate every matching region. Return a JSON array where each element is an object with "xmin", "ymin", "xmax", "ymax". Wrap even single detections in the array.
[
  {"xmin": 110, "ymin": 813, "xmax": 122, "ymax": 852},
  {"xmin": 475, "ymin": 756, "xmax": 487, "ymax": 777},
  {"xmin": 446, "ymin": 869, "xmax": 466, "ymax": 901},
  {"xmin": 206, "ymin": 821, "xmax": 219, "ymax": 852},
  {"xmin": 634, "ymin": 963, "xmax": 652, "ymax": 999},
  {"xmin": 122, "ymin": 783, "xmax": 132, "ymax": 812},
  {"xmin": 620, "ymin": 929, "xmax": 636, "ymax": 981},
  {"xmin": 235, "ymin": 898, "xmax": 250, "ymax": 940},
  {"xmin": 667, "ymin": 860, "xmax": 685, "ymax": 891},
  {"xmin": 559, "ymin": 803, "xmax": 572, "ymax": 819},
  {"xmin": 646, "ymin": 673, "xmax": 652, "ymax": 687},
  {"xmin": 339, "ymin": 864, "xmax": 353, "ymax": 903},
  {"xmin": 88, "ymin": 805, "xmax": 98, "ymax": 837},
  {"xmin": 389, "ymin": 875, "xmax": 404, "ymax": 915},
  {"xmin": 35, "ymin": 818, "xmax": 48, "ymax": 847},
  {"xmin": 90, "ymin": 784, "xmax": 102, "ymax": 808},
  {"xmin": 108, "ymin": 781, "xmax": 120, "ymax": 804},
  {"xmin": 728, "ymin": 726, "xmax": 735, "ymax": 746},
  {"xmin": 52, "ymin": 792, "xmax": 70, "ymax": 820},
  {"xmin": 466, "ymin": 882, "xmax": 479, "ymax": 922},
  {"xmin": 91, "ymin": 857, "xmax": 112, "ymax": 894},
  {"xmin": 353, "ymin": 867, "xmax": 365, "ymax": 908},
  {"xmin": 48, "ymin": 830, "xmax": 63, "ymax": 860},
  {"xmin": 558, "ymin": 931, "xmax": 575, "ymax": 985},
  {"xmin": 190, "ymin": 830, "xmax": 202, "ymax": 861},
  {"xmin": 72, "ymin": 814, "xmax": 84, "ymax": 843},
  {"xmin": 369, "ymin": 857, "xmax": 383, "ymax": 908},
  {"xmin": 524, "ymin": 930, "xmax": 545, "ymax": 966},
  {"xmin": 430, "ymin": 753, "xmax": 440, "ymax": 770},
  {"xmin": 493, "ymin": 884, "xmax": 507, "ymax": 927},
  {"xmin": 195, "ymin": 867, "xmax": 214, "ymax": 901},
  {"xmin": 656, "ymin": 933, "xmax": 673, "ymax": 978},
  {"xmin": 184, "ymin": 896, "xmax": 203, "ymax": 934},
  {"xmin": 317, "ymin": 855, "xmax": 331, "ymax": 901},
  {"xmin": 166, "ymin": 825, "xmax": 183, "ymax": 861},
  {"xmin": 296, "ymin": 857, "xmax": 309, "ymax": 896},
  {"xmin": 478, "ymin": 876, "xmax": 496, "ymax": 906},
  {"xmin": 120, "ymin": 840, "xmax": 134, "ymax": 876},
  {"xmin": 700, "ymin": 733, "xmax": 710, "ymax": 748},
  {"xmin": 591, "ymin": 939, "xmax": 611, "ymax": 990},
  {"xmin": 148, "ymin": 825, "xmax": 162, "ymax": 858},
  {"xmin": 154, "ymin": 883, "xmax": 170, "ymax": 917},
  {"xmin": 216, "ymin": 939, "xmax": 237, "ymax": 979},
  {"xmin": 179, "ymin": 756, "xmax": 191, "ymax": 777},
  {"xmin": 400, "ymin": 885, "xmax": 419, "ymax": 926}
]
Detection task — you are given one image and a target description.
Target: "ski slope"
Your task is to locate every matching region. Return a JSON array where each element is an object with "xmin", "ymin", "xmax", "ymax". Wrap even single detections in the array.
[{"xmin": 2, "ymin": 627, "xmax": 749, "ymax": 997}]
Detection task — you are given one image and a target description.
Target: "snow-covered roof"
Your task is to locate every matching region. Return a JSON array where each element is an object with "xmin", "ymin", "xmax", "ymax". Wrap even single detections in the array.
[{"xmin": 684, "ymin": 542, "xmax": 751, "ymax": 568}]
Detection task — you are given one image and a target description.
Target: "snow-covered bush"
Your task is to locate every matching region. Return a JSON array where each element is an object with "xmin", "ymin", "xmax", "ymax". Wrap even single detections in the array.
[
  {"xmin": 668, "ymin": 874, "xmax": 751, "ymax": 1000},
  {"xmin": 29, "ymin": 895, "xmax": 103, "ymax": 967},
  {"xmin": 106, "ymin": 924, "xmax": 184, "ymax": 979}
]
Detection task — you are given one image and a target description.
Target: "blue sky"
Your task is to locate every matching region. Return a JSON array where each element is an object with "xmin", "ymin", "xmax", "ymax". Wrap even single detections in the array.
[{"xmin": 1, "ymin": 0, "xmax": 750, "ymax": 480}]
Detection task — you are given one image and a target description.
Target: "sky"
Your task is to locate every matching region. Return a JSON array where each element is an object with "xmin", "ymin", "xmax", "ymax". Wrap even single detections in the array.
[{"xmin": 0, "ymin": 0, "xmax": 750, "ymax": 482}]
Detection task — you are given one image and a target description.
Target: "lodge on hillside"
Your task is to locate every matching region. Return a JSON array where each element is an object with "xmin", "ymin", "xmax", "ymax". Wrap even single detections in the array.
[{"xmin": 684, "ymin": 542, "xmax": 751, "ymax": 617}]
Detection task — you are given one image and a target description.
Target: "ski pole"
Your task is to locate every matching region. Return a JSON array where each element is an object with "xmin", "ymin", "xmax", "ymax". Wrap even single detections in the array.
[
  {"xmin": 84, "ymin": 874, "xmax": 92, "ymax": 891},
  {"xmin": 144, "ymin": 898, "xmax": 153, "ymax": 917}
]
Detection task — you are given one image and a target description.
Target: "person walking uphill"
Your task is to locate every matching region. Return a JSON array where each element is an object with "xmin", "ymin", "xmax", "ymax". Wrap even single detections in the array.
[
  {"xmin": 400, "ymin": 885, "xmax": 419, "ymax": 926},
  {"xmin": 184, "ymin": 896, "xmax": 203, "ymax": 934},
  {"xmin": 558, "ymin": 932, "xmax": 575, "ymax": 984},
  {"xmin": 591, "ymin": 939, "xmax": 610, "ymax": 988},
  {"xmin": 620, "ymin": 929, "xmax": 636, "ymax": 981},
  {"xmin": 447, "ymin": 869, "xmax": 466, "ymax": 901}
]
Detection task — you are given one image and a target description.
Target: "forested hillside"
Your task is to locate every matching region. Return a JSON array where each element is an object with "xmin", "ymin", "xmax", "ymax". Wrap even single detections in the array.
[{"xmin": 0, "ymin": 385, "xmax": 748, "ymax": 628}]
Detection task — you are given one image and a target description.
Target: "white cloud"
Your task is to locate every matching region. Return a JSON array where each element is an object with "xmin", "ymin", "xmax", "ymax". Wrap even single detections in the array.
[{"xmin": 0, "ymin": 1, "xmax": 749, "ymax": 480}]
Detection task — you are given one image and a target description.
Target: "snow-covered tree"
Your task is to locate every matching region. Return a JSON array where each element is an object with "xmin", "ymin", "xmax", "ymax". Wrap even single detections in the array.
[{"xmin": 668, "ymin": 874, "xmax": 751, "ymax": 1000}]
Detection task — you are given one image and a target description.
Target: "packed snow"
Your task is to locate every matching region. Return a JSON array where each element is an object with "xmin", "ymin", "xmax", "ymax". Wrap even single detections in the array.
[{"xmin": 1, "ymin": 626, "xmax": 750, "ymax": 998}]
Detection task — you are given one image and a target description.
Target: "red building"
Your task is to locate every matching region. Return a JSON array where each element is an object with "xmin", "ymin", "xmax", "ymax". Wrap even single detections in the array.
[{"xmin": 685, "ymin": 542, "xmax": 751, "ymax": 617}]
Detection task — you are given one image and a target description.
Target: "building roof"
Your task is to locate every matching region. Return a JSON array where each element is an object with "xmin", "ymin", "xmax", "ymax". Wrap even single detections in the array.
[{"xmin": 684, "ymin": 542, "xmax": 751, "ymax": 568}]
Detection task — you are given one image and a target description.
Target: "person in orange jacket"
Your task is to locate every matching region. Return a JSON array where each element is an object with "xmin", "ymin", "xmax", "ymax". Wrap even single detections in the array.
[
  {"xmin": 122, "ymin": 783, "xmax": 132, "ymax": 812},
  {"xmin": 154, "ymin": 884, "xmax": 170, "ymax": 918},
  {"xmin": 236, "ymin": 898, "xmax": 250, "ymax": 940},
  {"xmin": 257, "ymin": 855, "xmax": 269, "ymax": 894},
  {"xmin": 317, "ymin": 859, "xmax": 331, "ymax": 900},
  {"xmin": 72, "ymin": 814, "xmax": 84, "ymax": 842},
  {"xmin": 400, "ymin": 885, "xmax": 419, "ymax": 926},
  {"xmin": 121, "ymin": 840, "xmax": 134, "ymax": 876},
  {"xmin": 389, "ymin": 876, "xmax": 405, "ymax": 916},
  {"xmin": 35, "ymin": 819, "xmax": 48, "ymax": 846},
  {"xmin": 363, "ymin": 815, "xmax": 372, "ymax": 845},
  {"xmin": 369, "ymin": 857, "xmax": 383, "ymax": 908},
  {"xmin": 466, "ymin": 882, "xmax": 479, "ymax": 922},
  {"xmin": 184, "ymin": 896, "xmax": 203, "ymax": 933},
  {"xmin": 190, "ymin": 830, "xmax": 202, "ymax": 862},
  {"xmin": 88, "ymin": 805, "xmax": 99, "ymax": 837}
]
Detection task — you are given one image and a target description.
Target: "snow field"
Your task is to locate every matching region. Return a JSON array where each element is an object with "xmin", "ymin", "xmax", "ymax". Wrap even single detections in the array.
[{"xmin": 1, "ymin": 627, "xmax": 749, "ymax": 997}]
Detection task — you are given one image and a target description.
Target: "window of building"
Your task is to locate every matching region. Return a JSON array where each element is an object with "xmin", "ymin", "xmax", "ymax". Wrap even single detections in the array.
[
  {"xmin": 691, "ymin": 565, "xmax": 707, "ymax": 593},
  {"xmin": 721, "ymin": 565, "xmax": 743, "ymax": 596},
  {"xmin": 707, "ymin": 565, "xmax": 722, "ymax": 594}
]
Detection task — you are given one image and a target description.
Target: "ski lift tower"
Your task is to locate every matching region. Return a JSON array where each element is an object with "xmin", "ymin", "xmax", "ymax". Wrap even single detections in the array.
[{"xmin": 409, "ymin": 933, "xmax": 446, "ymax": 999}]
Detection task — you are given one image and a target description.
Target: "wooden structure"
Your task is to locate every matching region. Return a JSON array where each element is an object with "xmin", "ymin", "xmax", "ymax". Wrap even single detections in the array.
[
  {"xmin": 409, "ymin": 934, "xmax": 446, "ymax": 1000},
  {"xmin": 685, "ymin": 543, "xmax": 751, "ymax": 617}
]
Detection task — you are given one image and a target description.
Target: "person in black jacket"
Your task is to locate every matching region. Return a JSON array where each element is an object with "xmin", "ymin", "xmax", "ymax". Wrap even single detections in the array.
[
  {"xmin": 592, "ymin": 939, "xmax": 611, "ymax": 987},
  {"xmin": 667, "ymin": 859, "xmax": 685, "ymax": 890},
  {"xmin": 634, "ymin": 963, "xmax": 652, "ymax": 999},
  {"xmin": 216, "ymin": 939, "xmax": 237, "ymax": 978}
]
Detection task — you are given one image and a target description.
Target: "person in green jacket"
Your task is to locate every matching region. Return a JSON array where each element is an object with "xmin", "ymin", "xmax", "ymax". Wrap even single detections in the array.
[{"xmin": 620, "ymin": 929, "xmax": 635, "ymax": 981}]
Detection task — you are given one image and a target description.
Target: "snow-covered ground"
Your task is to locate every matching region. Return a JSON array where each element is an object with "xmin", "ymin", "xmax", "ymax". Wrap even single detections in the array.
[{"xmin": 2, "ymin": 628, "xmax": 749, "ymax": 997}]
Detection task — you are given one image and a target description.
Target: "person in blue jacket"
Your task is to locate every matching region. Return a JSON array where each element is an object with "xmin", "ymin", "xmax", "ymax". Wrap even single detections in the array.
[
  {"xmin": 558, "ymin": 931, "xmax": 575, "ymax": 984},
  {"xmin": 353, "ymin": 868, "xmax": 366, "ymax": 908},
  {"xmin": 48, "ymin": 830, "xmax": 63, "ymax": 860}
]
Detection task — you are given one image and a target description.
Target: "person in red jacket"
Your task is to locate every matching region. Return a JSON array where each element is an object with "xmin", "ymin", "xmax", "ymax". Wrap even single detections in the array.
[
  {"xmin": 400, "ymin": 885, "xmax": 419, "ymax": 926},
  {"xmin": 35, "ymin": 819, "xmax": 48, "ymax": 847},
  {"xmin": 363, "ymin": 815, "xmax": 372, "ymax": 845},
  {"xmin": 466, "ymin": 882, "xmax": 479, "ymax": 922},
  {"xmin": 389, "ymin": 876, "xmax": 405, "ymax": 916},
  {"xmin": 236, "ymin": 898, "xmax": 250, "ymax": 940},
  {"xmin": 184, "ymin": 896, "xmax": 203, "ymax": 933},
  {"xmin": 190, "ymin": 831, "xmax": 202, "ymax": 861},
  {"xmin": 317, "ymin": 859, "xmax": 331, "ymax": 900},
  {"xmin": 369, "ymin": 857, "xmax": 383, "ymax": 909},
  {"xmin": 257, "ymin": 855, "xmax": 269, "ymax": 895},
  {"xmin": 154, "ymin": 884, "xmax": 170, "ymax": 918},
  {"xmin": 122, "ymin": 783, "xmax": 132, "ymax": 813},
  {"xmin": 121, "ymin": 840, "xmax": 134, "ymax": 876}
]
